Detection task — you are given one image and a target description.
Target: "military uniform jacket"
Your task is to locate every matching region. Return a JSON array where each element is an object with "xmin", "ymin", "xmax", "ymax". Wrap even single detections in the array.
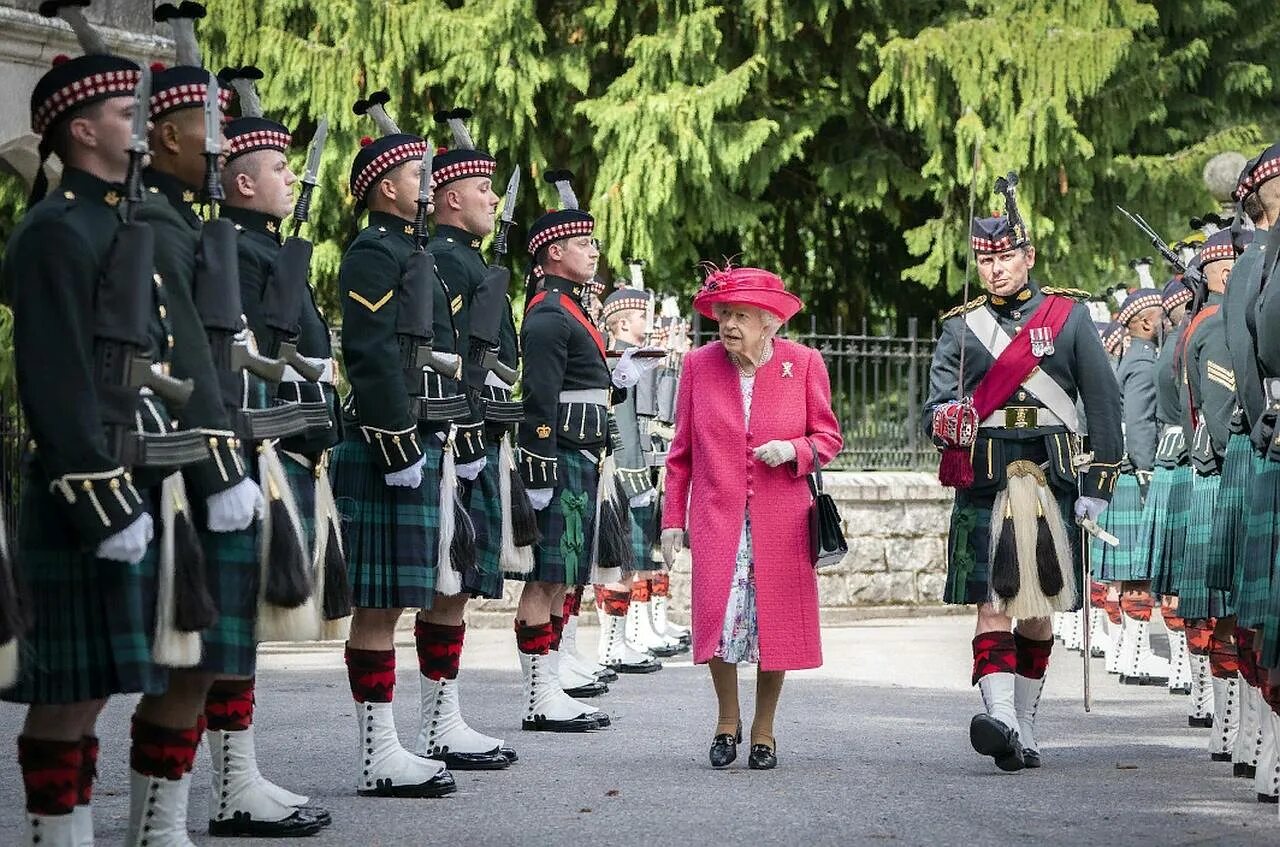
[
  {"xmin": 923, "ymin": 282, "xmax": 1122, "ymax": 499},
  {"xmin": 225, "ymin": 206, "xmax": 340, "ymax": 455},
  {"xmin": 138, "ymin": 169, "xmax": 248, "ymax": 499},
  {"xmin": 1223, "ymin": 241, "xmax": 1267, "ymax": 440},
  {"xmin": 1185, "ymin": 295, "xmax": 1236, "ymax": 459},
  {"xmin": 1251, "ymin": 228, "xmax": 1280, "ymax": 456},
  {"xmin": 519, "ymin": 274, "xmax": 614, "ymax": 489},
  {"xmin": 3, "ymin": 168, "xmax": 171, "ymax": 546},
  {"xmin": 1118, "ymin": 337, "xmax": 1158, "ymax": 472},
  {"xmin": 608, "ymin": 338, "xmax": 657, "ymax": 499},
  {"xmin": 337, "ymin": 211, "xmax": 462, "ymax": 473}
]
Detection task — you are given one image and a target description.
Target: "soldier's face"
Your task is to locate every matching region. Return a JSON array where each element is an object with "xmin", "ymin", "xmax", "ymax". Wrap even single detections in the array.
[
  {"xmin": 614, "ymin": 309, "xmax": 647, "ymax": 345},
  {"xmin": 977, "ymin": 246, "xmax": 1035, "ymax": 296},
  {"xmin": 442, "ymin": 176, "xmax": 500, "ymax": 237},
  {"xmin": 237, "ymin": 150, "xmax": 297, "ymax": 219},
  {"xmin": 381, "ymin": 160, "xmax": 431, "ymax": 220},
  {"xmin": 549, "ymin": 236, "xmax": 600, "ymax": 284},
  {"xmin": 87, "ymin": 95, "xmax": 142, "ymax": 174}
]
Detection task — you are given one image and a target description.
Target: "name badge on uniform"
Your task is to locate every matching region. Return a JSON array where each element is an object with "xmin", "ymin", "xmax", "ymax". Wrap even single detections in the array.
[{"xmin": 1029, "ymin": 326, "xmax": 1054, "ymax": 358}]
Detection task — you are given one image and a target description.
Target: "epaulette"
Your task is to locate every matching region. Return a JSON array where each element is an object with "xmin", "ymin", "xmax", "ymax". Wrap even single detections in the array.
[
  {"xmin": 1041, "ymin": 286, "xmax": 1092, "ymax": 301},
  {"xmin": 940, "ymin": 295, "xmax": 987, "ymax": 321}
]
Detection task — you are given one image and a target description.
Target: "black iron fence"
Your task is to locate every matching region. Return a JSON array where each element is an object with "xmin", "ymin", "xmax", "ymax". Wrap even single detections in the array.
[{"xmin": 690, "ymin": 314, "xmax": 939, "ymax": 471}]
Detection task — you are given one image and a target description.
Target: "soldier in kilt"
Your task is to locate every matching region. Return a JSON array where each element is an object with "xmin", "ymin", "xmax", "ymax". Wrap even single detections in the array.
[
  {"xmin": 925, "ymin": 190, "xmax": 1122, "ymax": 773},
  {"xmin": 1104, "ymin": 288, "xmax": 1174, "ymax": 686},
  {"xmin": 410, "ymin": 107, "xmax": 522, "ymax": 770},
  {"xmin": 514, "ymin": 171, "xmax": 642, "ymax": 732},
  {"xmin": 328, "ymin": 92, "xmax": 457, "ymax": 799}
]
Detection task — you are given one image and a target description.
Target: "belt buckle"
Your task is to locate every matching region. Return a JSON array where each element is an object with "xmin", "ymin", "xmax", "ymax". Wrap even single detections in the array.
[
  {"xmin": 1266, "ymin": 378, "xmax": 1280, "ymax": 412},
  {"xmin": 1004, "ymin": 406, "xmax": 1037, "ymax": 429}
]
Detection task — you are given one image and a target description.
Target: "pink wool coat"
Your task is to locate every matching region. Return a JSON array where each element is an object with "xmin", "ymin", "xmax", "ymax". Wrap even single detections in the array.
[{"xmin": 662, "ymin": 339, "xmax": 843, "ymax": 671}]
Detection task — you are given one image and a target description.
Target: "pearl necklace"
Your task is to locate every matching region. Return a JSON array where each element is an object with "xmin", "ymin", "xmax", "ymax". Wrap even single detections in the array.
[{"xmin": 730, "ymin": 339, "xmax": 774, "ymax": 377}]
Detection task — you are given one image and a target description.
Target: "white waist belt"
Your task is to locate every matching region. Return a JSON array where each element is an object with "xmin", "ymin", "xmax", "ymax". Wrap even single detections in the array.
[
  {"xmin": 980, "ymin": 406, "xmax": 1065, "ymax": 428},
  {"xmin": 560, "ymin": 389, "xmax": 608, "ymax": 405},
  {"xmin": 282, "ymin": 357, "xmax": 335, "ymax": 384}
]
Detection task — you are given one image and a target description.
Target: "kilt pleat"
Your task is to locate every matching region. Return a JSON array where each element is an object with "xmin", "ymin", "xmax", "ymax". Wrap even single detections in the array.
[
  {"xmin": 508, "ymin": 449, "xmax": 599, "ymax": 586},
  {"xmin": 331, "ymin": 434, "xmax": 441, "ymax": 610},
  {"xmin": 461, "ymin": 441, "xmax": 504, "ymax": 600},
  {"xmin": 1175, "ymin": 473, "xmax": 1230, "ymax": 620},
  {"xmin": 196, "ymin": 524, "xmax": 261, "ymax": 676},
  {"xmin": 628, "ymin": 500, "xmax": 657, "ymax": 573},
  {"xmin": 1098, "ymin": 474, "xmax": 1147, "ymax": 581},
  {"xmin": 1206, "ymin": 435, "xmax": 1251, "ymax": 591},
  {"xmin": 1150, "ymin": 465, "xmax": 1192, "ymax": 596},
  {"xmin": 1236, "ymin": 457, "xmax": 1280, "ymax": 628},
  {"xmin": 3, "ymin": 481, "xmax": 164, "ymax": 704}
]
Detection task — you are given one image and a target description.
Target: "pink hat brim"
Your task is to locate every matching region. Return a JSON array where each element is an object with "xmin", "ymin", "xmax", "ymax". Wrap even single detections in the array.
[{"xmin": 692, "ymin": 287, "xmax": 804, "ymax": 323}]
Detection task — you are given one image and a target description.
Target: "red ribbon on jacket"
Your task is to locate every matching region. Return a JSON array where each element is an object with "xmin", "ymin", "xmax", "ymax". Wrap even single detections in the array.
[
  {"xmin": 970, "ymin": 294, "xmax": 1076, "ymax": 419},
  {"xmin": 528, "ymin": 289, "xmax": 606, "ymax": 357}
]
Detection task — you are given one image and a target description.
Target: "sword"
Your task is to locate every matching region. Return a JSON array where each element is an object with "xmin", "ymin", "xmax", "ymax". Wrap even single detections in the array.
[
  {"xmin": 291, "ymin": 114, "xmax": 327, "ymax": 236},
  {"xmin": 1069, "ymin": 446, "xmax": 1119, "ymax": 714}
]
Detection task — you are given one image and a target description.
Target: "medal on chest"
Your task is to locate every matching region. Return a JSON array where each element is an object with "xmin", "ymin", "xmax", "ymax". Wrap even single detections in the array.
[{"xmin": 1029, "ymin": 325, "xmax": 1055, "ymax": 358}]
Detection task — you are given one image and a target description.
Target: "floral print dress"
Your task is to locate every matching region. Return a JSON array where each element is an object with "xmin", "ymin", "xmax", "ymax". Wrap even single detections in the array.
[{"xmin": 715, "ymin": 373, "xmax": 760, "ymax": 664}]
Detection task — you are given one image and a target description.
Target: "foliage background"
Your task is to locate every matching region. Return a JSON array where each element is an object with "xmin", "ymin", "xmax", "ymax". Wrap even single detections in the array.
[{"xmin": 2, "ymin": 0, "xmax": 1279, "ymax": 363}]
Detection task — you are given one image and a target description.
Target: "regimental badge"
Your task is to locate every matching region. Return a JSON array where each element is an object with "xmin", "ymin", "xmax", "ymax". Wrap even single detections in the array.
[
  {"xmin": 266, "ymin": 220, "xmax": 278, "ymax": 234},
  {"xmin": 403, "ymin": 225, "xmax": 414, "ymax": 236},
  {"xmin": 781, "ymin": 361, "xmax": 794, "ymax": 378},
  {"xmin": 182, "ymin": 189, "xmax": 196, "ymax": 203},
  {"xmin": 536, "ymin": 424, "xmax": 552, "ymax": 439},
  {"xmin": 103, "ymin": 190, "xmax": 120, "ymax": 207},
  {"xmin": 1028, "ymin": 326, "xmax": 1055, "ymax": 358}
]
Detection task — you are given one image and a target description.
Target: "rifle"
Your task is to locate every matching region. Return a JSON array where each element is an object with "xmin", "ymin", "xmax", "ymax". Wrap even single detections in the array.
[
  {"xmin": 465, "ymin": 166, "xmax": 521, "ymax": 391},
  {"xmin": 1117, "ymin": 206, "xmax": 1209, "ymax": 298}
]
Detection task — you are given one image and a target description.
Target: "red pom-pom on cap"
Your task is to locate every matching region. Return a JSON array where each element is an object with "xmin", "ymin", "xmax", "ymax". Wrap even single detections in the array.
[
  {"xmin": 360, "ymin": 135, "xmax": 374, "ymax": 148},
  {"xmin": 51, "ymin": 54, "xmax": 70, "ymax": 66},
  {"xmin": 151, "ymin": 61, "xmax": 167, "ymax": 71},
  {"xmin": 436, "ymin": 146, "xmax": 449, "ymax": 155}
]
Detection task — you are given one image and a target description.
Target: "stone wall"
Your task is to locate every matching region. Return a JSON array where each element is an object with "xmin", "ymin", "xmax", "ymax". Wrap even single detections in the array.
[{"xmin": 472, "ymin": 471, "xmax": 954, "ymax": 621}]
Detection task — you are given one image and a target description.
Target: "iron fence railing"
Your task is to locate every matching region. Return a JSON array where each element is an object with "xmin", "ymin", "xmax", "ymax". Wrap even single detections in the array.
[{"xmin": 691, "ymin": 314, "xmax": 940, "ymax": 472}]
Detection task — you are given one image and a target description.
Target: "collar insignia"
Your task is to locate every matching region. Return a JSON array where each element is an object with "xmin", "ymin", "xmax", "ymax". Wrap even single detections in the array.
[
  {"xmin": 266, "ymin": 220, "xmax": 278, "ymax": 234},
  {"xmin": 470, "ymin": 239, "xmax": 481, "ymax": 249},
  {"xmin": 103, "ymin": 190, "xmax": 120, "ymax": 207},
  {"xmin": 403, "ymin": 225, "xmax": 414, "ymax": 236},
  {"xmin": 182, "ymin": 189, "xmax": 196, "ymax": 203},
  {"xmin": 536, "ymin": 424, "xmax": 552, "ymax": 439}
]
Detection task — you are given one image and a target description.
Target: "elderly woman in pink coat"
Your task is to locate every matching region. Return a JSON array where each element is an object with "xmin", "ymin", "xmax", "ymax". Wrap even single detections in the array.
[{"xmin": 661, "ymin": 266, "xmax": 842, "ymax": 771}]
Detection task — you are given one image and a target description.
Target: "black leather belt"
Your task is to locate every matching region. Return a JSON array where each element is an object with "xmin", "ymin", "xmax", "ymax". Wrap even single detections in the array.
[
  {"xmin": 411, "ymin": 394, "xmax": 471, "ymax": 423},
  {"xmin": 120, "ymin": 429, "xmax": 211, "ymax": 468}
]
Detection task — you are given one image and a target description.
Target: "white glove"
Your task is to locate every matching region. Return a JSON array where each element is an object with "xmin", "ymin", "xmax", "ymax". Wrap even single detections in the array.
[
  {"xmin": 456, "ymin": 456, "xmax": 487, "ymax": 481},
  {"xmin": 527, "ymin": 488, "xmax": 554, "ymax": 511},
  {"xmin": 385, "ymin": 455, "xmax": 427, "ymax": 489},
  {"xmin": 206, "ymin": 477, "xmax": 264, "ymax": 533},
  {"xmin": 660, "ymin": 528, "xmax": 684, "ymax": 568},
  {"xmin": 753, "ymin": 439, "xmax": 797, "ymax": 468},
  {"xmin": 1074, "ymin": 496, "xmax": 1108, "ymax": 522},
  {"xmin": 611, "ymin": 347, "xmax": 662, "ymax": 389},
  {"xmin": 629, "ymin": 490, "xmax": 656, "ymax": 509},
  {"xmin": 95, "ymin": 513, "xmax": 155, "ymax": 565}
]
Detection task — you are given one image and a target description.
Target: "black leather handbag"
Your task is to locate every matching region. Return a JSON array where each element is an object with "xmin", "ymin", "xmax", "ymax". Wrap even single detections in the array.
[{"xmin": 807, "ymin": 440, "xmax": 847, "ymax": 570}]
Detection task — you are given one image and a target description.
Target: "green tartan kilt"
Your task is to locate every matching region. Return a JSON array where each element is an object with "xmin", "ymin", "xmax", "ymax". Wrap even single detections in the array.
[
  {"xmin": 1235, "ymin": 456, "xmax": 1280, "ymax": 628},
  {"xmin": 331, "ymin": 433, "xmax": 441, "ymax": 611},
  {"xmin": 280, "ymin": 452, "xmax": 319, "ymax": 556},
  {"xmin": 1097, "ymin": 473, "xmax": 1147, "ymax": 581},
  {"xmin": 1175, "ymin": 472, "xmax": 1231, "ymax": 620},
  {"xmin": 1207, "ymin": 434, "xmax": 1251, "ymax": 592},
  {"xmin": 461, "ymin": 441, "xmax": 504, "ymax": 600},
  {"xmin": 3, "ymin": 477, "xmax": 165, "ymax": 705},
  {"xmin": 1150, "ymin": 465, "xmax": 1192, "ymax": 596},
  {"xmin": 944, "ymin": 484, "xmax": 1078, "ymax": 608},
  {"xmin": 628, "ymin": 500, "xmax": 658, "ymax": 573},
  {"xmin": 195, "ymin": 524, "xmax": 260, "ymax": 676},
  {"xmin": 509, "ymin": 448, "xmax": 599, "ymax": 586}
]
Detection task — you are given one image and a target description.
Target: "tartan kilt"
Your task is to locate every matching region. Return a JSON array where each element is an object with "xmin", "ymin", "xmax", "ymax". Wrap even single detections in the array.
[
  {"xmin": 509, "ymin": 448, "xmax": 599, "ymax": 586},
  {"xmin": 1235, "ymin": 457, "xmax": 1280, "ymax": 628},
  {"xmin": 629, "ymin": 500, "xmax": 659, "ymax": 573},
  {"xmin": 331, "ymin": 432, "xmax": 441, "ymax": 611},
  {"xmin": 1150, "ymin": 465, "xmax": 1192, "ymax": 596},
  {"xmin": 1097, "ymin": 473, "xmax": 1147, "ymax": 581},
  {"xmin": 196, "ymin": 524, "xmax": 260, "ymax": 676},
  {"xmin": 461, "ymin": 441, "xmax": 504, "ymax": 600},
  {"xmin": 944, "ymin": 483, "xmax": 1078, "ymax": 608},
  {"xmin": 1089, "ymin": 501, "xmax": 1116, "ymax": 580},
  {"xmin": 280, "ymin": 452, "xmax": 319, "ymax": 556},
  {"xmin": 3, "ymin": 476, "xmax": 164, "ymax": 705},
  {"xmin": 1175, "ymin": 472, "xmax": 1231, "ymax": 620},
  {"xmin": 1206, "ymin": 435, "xmax": 1251, "ymax": 591}
]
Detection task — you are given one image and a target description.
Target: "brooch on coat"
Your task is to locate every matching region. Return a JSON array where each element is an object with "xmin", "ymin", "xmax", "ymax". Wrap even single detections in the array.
[{"xmin": 781, "ymin": 361, "xmax": 794, "ymax": 378}]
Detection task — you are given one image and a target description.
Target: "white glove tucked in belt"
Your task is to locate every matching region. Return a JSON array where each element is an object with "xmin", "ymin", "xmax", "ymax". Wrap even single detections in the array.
[
  {"xmin": 206, "ymin": 477, "xmax": 265, "ymax": 532},
  {"xmin": 526, "ymin": 488, "xmax": 554, "ymax": 511},
  {"xmin": 96, "ymin": 513, "xmax": 155, "ymax": 565},
  {"xmin": 456, "ymin": 457, "xmax": 487, "ymax": 481},
  {"xmin": 385, "ymin": 455, "xmax": 427, "ymax": 490}
]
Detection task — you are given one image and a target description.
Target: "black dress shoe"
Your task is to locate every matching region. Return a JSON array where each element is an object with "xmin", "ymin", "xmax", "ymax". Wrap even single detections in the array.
[
  {"xmin": 1210, "ymin": 752, "xmax": 1233, "ymax": 762},
  {"xmin": 595, "ymin": 667, "xmax": 619, "ymax": 683},
  {"xmin": 521, "ymin": 713, "xmax": 600, "ymax": 732},
  {"xmin": 297, "ymin": 805, "xmax": 331, "ymax": 828},
  {"xmin": 357, "ymin": 769, "xmax": 457, "ymax": 798},
  {"xmin": 611, "ymin": 657, "xmax": 662, "ymax": 674},
  {"xmin": 709, "ymin": 723, "xmax": 741, "ymax": 768},
  {"xmin": 969, "ymin": 714, "xmax": 1025, "ymax": 772},
  {"xmin": 1258, "ymin": 793, "xmax": 1279, "ymax": 804},
  {"xmin": 1188, "ymin": 715, "xmax": 1214, "ymax": 728},
  {"xmin": 209, "ymin": 809, "xmax": 326, "ymax": 838},
  {"xmin": 499, "ymin": 745, "xmax": 518, "ymax": 764},
  {"xmin": 747, "ymin": 742, "xmax": 777, "ymax": 770},
  {"xmin": 1021, "ymin": 748, "xmax": 1042, "ymax": 769},
  {"xmin": 439, "ymin": 748, "xmax": 512, "ymax": 770},
  {"xmin": 564, "ymin": 680, "xmax": 609, "ymax": 698},
  {"xmin": 1234, "ymin": 762, "xmax": 1258, "ymax": 779},
  {"xmin": 648, "ymin": 643, "xmax": 683, "ymax": 658}
]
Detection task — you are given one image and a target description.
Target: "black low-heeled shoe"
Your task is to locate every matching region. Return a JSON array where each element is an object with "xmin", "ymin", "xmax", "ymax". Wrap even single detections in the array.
[
  {"xmin": 748, "ymin": 740, "xmax": 777, "ymax": 770},
  {"xmin": 709, "ymin": 722, "xmax": 741, "ymax": 768}
]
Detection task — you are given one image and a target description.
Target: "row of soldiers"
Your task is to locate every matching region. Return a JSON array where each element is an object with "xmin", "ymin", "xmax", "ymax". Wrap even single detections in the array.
[
  {"xmin": 1053, "ymin": 145, "xmax": 1280, "ymax": 805},
  {"xmin": 0, "ymin": 3, "xmax": 691, "ymax": 844}
]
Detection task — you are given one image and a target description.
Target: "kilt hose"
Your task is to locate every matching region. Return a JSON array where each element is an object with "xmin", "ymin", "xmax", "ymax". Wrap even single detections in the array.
[
  {"xmin": 461, "ymin": 439, "xmax": 504, "ymax": 600},
  {"xmin": 1207, "ymin": 434, "xmax": 1251, "ymax": 592},
  {"xmin": 508, "ymin": 448, "xmax": 600, "ymax": 586},
  {"xmin": 3, "ymin": 475, "xmax": 164, "ymax": 705},
  {"xmin": 1096, "ymin": 473, "xmax": 1147, "ymax": 581},
  {"xmin": 331, "ymin": 431, "xmax": 443, "ymax": 611},
  {"xmin": 1150, "ymin": 465, "xmax": 1192, "ymax": 597},
  {"xmin": 944, "ymin": 484, "xmax": 1078, "ymax": 608},
  {"xmin": 195, "ymin": 524, "xmax": 261, "ymax": 676},
  {"xmin": 1175, "ymin": 472, "xmax": 1231, "ymax": 621},
  {"xmin": 1236, "ymin": 456, "xmax": 1280, "ymax": 629}
]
